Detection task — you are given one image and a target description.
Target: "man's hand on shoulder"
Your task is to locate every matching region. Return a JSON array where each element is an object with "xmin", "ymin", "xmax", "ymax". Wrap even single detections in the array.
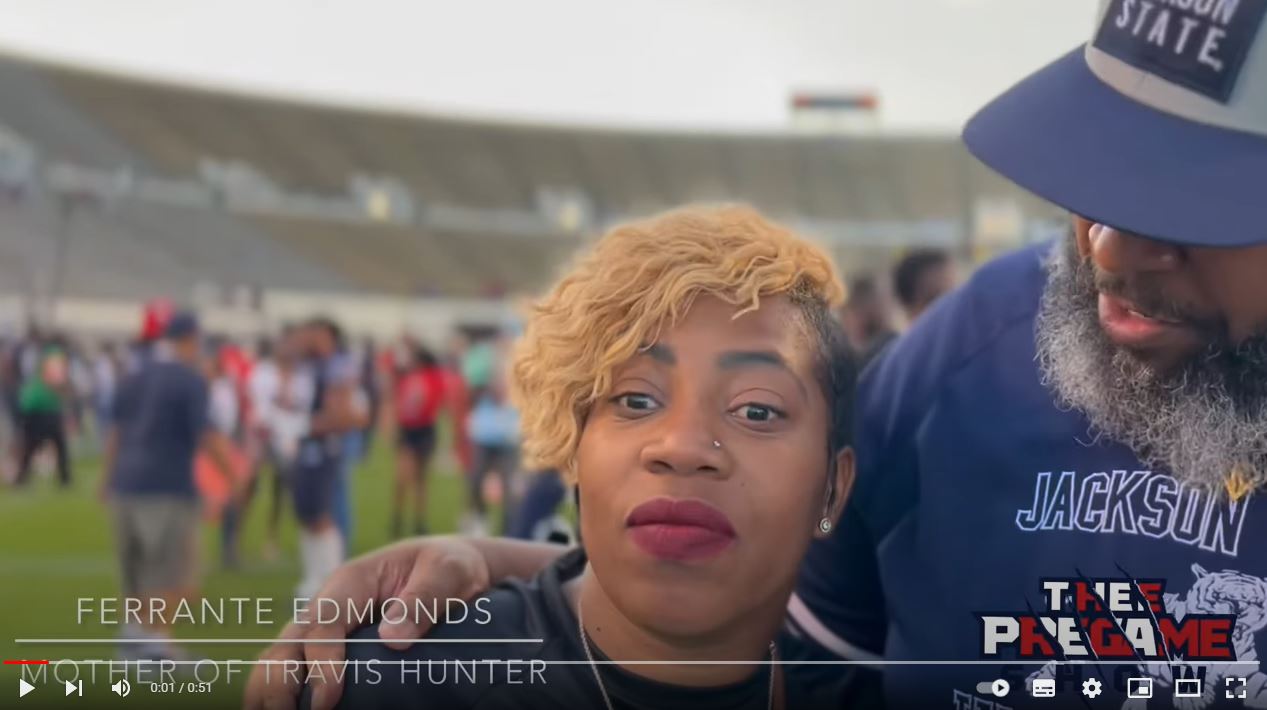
[{"xmin": 245, "ymin": 536, "xmax": 491, "ymax": 710}]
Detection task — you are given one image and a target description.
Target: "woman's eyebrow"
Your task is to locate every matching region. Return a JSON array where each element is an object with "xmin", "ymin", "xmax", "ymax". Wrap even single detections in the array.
[
  {"xmin": 716, "ymin": 350, "xmax": 807, "ymax": 398},
  {"xmin": 716, "ymin": 349, "xmax": 786, "ymax": 370},
  {"xmin": 638, "ymin": 343, "xmax": 675, "ymax": 365}
]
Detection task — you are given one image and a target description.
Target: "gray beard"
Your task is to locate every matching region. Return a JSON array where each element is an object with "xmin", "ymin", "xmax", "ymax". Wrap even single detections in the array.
[{"xmin": 1034, "ymin": 239, "xmax": 1267, "ymax": 493}]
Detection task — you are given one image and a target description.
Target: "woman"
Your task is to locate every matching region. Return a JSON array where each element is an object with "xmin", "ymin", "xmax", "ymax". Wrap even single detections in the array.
[
  {"xmin": 389, "ymin": 340, "xmax": 445, "ymax": 537},
  {"xmin": 309, "ymin": 205, "xmax": 857, "ymax": 710}
]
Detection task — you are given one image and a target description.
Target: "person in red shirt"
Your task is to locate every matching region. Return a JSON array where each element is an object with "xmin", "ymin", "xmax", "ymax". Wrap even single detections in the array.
[{"xmin": 390, "ymin": 341, "xmax": 445, "ymax": 537}]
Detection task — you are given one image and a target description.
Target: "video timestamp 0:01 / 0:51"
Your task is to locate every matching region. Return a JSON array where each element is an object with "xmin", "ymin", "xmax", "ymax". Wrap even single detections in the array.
[{"xmin": 150, "ymin": 681, "xmax": 213, "ymax": 694}]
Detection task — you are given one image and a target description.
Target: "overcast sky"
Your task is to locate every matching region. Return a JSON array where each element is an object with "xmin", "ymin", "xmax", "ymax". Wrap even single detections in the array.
[{"xmin": 0, "ymin": 0, "xmax": 1100, "ymax": 132}]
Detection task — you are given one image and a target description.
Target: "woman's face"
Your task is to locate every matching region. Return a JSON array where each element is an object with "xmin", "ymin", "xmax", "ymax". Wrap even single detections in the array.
[{"xmin": 575, "ymin": 295, "xmax": 852, "ymax": 638}]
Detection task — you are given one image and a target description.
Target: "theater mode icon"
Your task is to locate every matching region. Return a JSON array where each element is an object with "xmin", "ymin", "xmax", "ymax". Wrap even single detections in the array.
[
  {"xmin": 1031, "ymin": 678, "xmax": 1055, "ymax": 698},
  {"xmin": 1175, "ymin": 678, "xmax": 1203, "ymax": 699}
]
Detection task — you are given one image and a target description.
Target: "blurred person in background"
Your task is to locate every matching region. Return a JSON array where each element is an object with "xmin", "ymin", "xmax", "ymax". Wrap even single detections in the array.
[
  {"xmin": 355, "ymin": 336, "xmax": 381, "ymax": 458},
  {"xmin": 202, "ymin": 342, "xmax": 250, "ymax": 570},
  {"xmin": 462, "ymin": 375, "xmax": 520, "ymax": 536},
  {"xmin": 0, "ymin": 332, "xmax": 18, "ymax": 481},
  {"xmin": 245, "ymin": 326, "xmax": 310, "ymax": 562},
  {"xmin": 292, "ymin": 317, "xmax": 368, "ymax": 598},
  {"xmin": 65, "ymin": 338, "xmax": 93, "ymax": 447},
  {"xmin": 892, "ymin": 248, "xmax": 957, "ymax": 324},
  {"xmin": 98, "ymin": 312, "xmax": 239, "ymax": 661},
  {"xmin": 506, "ymin": 467, "xmax": 570, "ymax": 542},
  {"xmin": 13, "ymin": 328, "xmax": 73, "ymax": 487},
  {"xmin": 444, "ymin": 334, "xmax": 474, "ymax": 476},
  {"xmin": 389, "ymin": 339, "xmax": 445, "ymax": 538},
  {"xmin": 329, "ymin": 338, "xmax": 372, "ymax": 554},
  {"xmin": 331, "ymin": 337, "xmax": 377, "ymax": 553},
  {"xmin": 127, "ymin": 298, "xmax": 173, "ymax": 374},
  {"xmin": 90, "ymin": 341, "xmax": 122, "ymax": 452},
  {"xmin": 838, "ymin": 275, "xmax": 897, "ymax": 369}
]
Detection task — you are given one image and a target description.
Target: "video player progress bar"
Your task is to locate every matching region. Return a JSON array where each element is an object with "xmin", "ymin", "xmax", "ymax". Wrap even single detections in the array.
[
  {"xmin": 7, "ymin": 658, "xmax": 1261, "ymax": 666},
  {"xmin": 15, "ymin": 638, "xmax": 543, "ymax": 644}
]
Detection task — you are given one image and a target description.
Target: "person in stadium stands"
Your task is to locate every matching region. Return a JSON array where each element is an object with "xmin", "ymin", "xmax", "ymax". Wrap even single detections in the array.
[
  {"xmin": 244, "ymin": 3, "xmax": 1267, "ymax": 708},
  {"xmin": 99, "ymin": 312, "xmax": 239, "ymax": 661},
  {"xmin": 389, "ymin": 339, "xmax": 445, "ymax": 537},
  {"xmin": 292, "ymin": 317, "xmax": 368, "ymax": 598},
  {"xmin": 892, "ymin": 248, "xmax": 957, "ymax": 324},
  {"xmin": 256, "ymin": 205, "xmax": 853, "ymax": 710},
  {"xmin": 13, "ymin": 330, "xmax": 73, "ymax": 487},
  {"xmin": 837, "ymin": 275, "xmax": 896, "ymax": 369}
]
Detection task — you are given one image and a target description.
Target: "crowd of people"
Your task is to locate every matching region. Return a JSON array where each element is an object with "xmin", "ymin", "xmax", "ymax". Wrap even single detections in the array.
[{"xmin": 1, "ymin": 301, "xmax": 549, "ymax": 659}]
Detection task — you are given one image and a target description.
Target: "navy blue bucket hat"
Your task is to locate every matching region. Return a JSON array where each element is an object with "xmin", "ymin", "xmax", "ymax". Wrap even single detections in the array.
[{"xmin": 963, "ymin": 0, "xmax": 1267, "ymax": 248}]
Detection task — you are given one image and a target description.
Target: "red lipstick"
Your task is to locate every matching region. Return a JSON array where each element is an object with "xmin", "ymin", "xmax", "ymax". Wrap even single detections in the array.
[{"xmin": 625, "ymin": 497, "xmax": 737, "ymax": 562}]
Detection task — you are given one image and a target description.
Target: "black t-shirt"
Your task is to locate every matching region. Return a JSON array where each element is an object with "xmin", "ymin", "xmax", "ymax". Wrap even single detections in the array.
[{"xmin": 312, "ymin": 548, "xmax": 807, "ymax": 710}]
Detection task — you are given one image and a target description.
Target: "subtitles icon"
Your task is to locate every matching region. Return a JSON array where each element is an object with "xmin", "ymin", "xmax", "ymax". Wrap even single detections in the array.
[
  {"xmin": 1227, "ymin": 677, "xmax": 1248, "ymax": 699},
  {"xmin": 111, "ymin": 680, "xmax": 131, "ymax": 698},
  {"xmin": 1175, "ymin": 678, "xmax": 1203, "ymax": 699},
  {"xmin": 1127, "ymin": 678, "xmax": 1153, "ymax": 699},
  {"xmin": 1031, "ymin": 678, "xmax": 1056, "ymax": 698}
]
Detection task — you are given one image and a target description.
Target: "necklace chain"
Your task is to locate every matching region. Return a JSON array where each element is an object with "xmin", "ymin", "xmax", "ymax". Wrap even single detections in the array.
[{"xmin": 577, "ymin": 597, "xmax": 776, "ymax": 710}]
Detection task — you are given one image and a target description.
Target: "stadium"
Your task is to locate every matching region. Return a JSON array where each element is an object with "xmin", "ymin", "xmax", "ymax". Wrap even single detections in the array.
[
  {"xmin": 0, "ymin": 12, "xmax": 1081, "ymax": 707},
  {"xmin": 0, "ymin": 50, "xmax": 1062, "ymax": 339}
]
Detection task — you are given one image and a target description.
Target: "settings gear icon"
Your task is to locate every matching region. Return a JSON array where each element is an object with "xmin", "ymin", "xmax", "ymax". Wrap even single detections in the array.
[{"xmin": 1082, "ymin": 678, "xmax": 1104, "ymax": 699}]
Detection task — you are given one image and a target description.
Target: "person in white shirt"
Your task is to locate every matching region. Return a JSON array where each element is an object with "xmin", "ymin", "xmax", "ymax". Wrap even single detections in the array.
[{"xmin": 244, "ymin": 329, "xmax": 312, "ymax": 562}]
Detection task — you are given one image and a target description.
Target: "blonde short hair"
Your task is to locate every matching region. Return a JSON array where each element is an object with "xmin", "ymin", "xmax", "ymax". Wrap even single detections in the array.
[{"xmin": 510, "ymin": 205, "xmax": 845, "ymax": 480}]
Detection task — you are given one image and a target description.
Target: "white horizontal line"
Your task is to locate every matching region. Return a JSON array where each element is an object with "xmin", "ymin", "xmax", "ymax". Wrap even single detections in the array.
[
  {"xmin": 22, "ymin": 659, "xmax": 1263, "ymax": 666},
  {"xmin": 15, "ymin": 639, "xmax": 543, "ymax": 644}
]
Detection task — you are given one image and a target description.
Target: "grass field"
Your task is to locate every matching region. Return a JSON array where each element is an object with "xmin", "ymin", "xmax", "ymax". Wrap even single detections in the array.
[{"xmin": 0, "ymin": 430, "xmax": 479, "ymax": 708}]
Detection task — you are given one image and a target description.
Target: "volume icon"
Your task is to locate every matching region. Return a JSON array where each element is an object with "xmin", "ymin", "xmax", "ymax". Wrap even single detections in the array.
[{"xmin": 111, "ymin": 679, "xmax": 131, "ymax": 698}]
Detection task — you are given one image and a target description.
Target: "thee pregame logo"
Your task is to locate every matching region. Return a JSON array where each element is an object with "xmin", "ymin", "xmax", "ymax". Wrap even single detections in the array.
[{"xmin": 979, "ymin": 575, "xmax": 1237, "ymax": 661}]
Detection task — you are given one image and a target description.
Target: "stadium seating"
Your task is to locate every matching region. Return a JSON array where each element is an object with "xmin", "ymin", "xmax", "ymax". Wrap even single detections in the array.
[{"xmin": 0, "ymin": 52, "xmax": 1062, "ymax": 301}]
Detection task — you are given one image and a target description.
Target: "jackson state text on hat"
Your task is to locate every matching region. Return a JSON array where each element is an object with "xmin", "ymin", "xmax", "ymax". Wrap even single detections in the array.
[{"xmin": 1094, "ymin": 0, "xmax": 1267, "ymax": 102}]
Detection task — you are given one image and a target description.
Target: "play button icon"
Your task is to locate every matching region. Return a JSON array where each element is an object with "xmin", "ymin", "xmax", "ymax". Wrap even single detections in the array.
[
  {"xmin": 19, "ymin": 679, "xmax": 34, "ymax": 698},
  {"xmin": 991, "ymin": 679, "xmax": 1011, "ymax": 698}
]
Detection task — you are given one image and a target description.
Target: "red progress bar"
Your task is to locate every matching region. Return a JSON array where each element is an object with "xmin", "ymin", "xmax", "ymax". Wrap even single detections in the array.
[{"xmin": 4, "ymin": 660, "xmax": 49, "ymax": 665}]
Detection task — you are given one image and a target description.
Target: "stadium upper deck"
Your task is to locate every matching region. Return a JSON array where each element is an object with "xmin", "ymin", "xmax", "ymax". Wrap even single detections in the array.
[{"xmin": 0, "ymin": 53, "xmax": 1061, "ymax": 299}]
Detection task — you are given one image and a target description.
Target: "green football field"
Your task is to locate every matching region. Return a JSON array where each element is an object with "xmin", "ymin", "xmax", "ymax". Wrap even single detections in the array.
[{"xmin": 0, "ymin": 432, "xmax": 480, "ymax": 708}]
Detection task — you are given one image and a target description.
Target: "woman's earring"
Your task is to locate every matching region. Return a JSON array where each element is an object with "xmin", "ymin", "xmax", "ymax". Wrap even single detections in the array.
[{"xmin": 818, "ymin": 518, "xmax": 833, "ymax": 534}]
